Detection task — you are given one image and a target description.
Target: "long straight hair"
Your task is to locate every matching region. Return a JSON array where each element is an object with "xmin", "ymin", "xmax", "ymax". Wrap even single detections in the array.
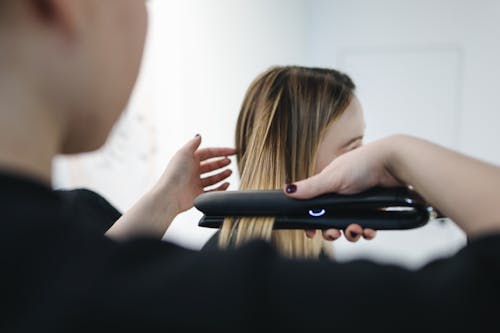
[{"xmin": 219, "ymin": 66, "xmax": 356, "ymax": 259}]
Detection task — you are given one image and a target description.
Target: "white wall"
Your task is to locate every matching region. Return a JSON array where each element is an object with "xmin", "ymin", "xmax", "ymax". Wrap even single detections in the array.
[{"xmin": 53, "ymin": 0, "xmax": 500, "ymax": 269}]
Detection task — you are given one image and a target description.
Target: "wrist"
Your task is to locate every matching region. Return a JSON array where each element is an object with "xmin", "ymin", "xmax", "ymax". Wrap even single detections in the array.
[
  {"xmin": 145, "ymin": 184, "xmax": 181, "ymax": 234},
  {"xmin": 150, "ymin": 182, "xmax": 181, "ymax": 218},
  {"xmin": 379, "ymin": 134, "xmax": 412, "ymax": 185}
]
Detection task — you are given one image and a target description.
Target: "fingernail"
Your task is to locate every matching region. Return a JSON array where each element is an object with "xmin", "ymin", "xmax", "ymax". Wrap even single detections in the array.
[
  {"xmin": 195, "ymin": 134, "xmax": 201, "ymax": 137},
  {"xmin": 350, "ymin": 231, "xmax": 359, "ymax": 238},
  {"xmin": 285, "ymin": 184, "xmax": 297, "ymax": 194}
]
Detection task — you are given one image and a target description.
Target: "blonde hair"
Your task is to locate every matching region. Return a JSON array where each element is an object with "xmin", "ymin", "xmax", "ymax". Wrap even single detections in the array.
[{"xmin": 219, "ymin": 66, "xmax": 356, "ymax": 259}]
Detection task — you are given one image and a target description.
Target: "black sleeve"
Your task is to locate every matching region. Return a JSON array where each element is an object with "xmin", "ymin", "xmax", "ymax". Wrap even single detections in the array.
[
  {"xmin": 201, "ymin": 230, "xmax": 219, "ymax": 250},
  {"xmin": 14, "ymin": 225, "xmax": 500, "ymax": 333},
  {"xmin": 56, "ymin": 188, "xmax": 122, "ymax": 234}
]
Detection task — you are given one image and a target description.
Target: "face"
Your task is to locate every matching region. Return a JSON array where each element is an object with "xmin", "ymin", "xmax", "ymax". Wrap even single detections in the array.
[
  {"xmin": 62, "ymin": 0, "xmax": 149, "ymax": 153},
  {"xmin": 314, "ymin": 96, "xmax": 366, "ymax": 173}
]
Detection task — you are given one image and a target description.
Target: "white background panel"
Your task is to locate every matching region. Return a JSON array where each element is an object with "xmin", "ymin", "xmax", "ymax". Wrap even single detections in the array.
[{"xmin": 339, "ymin": 47, "xmax": 462, "ymax": 146}]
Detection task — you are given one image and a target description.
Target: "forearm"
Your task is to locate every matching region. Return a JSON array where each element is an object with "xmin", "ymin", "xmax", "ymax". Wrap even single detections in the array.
[
  {"xmin": 105, "ymin": 185, "xmax": 179, "ymax": 240},
  {"xmin": 385, "ymin": 134, "xmax": 500, "ymax": 238}
]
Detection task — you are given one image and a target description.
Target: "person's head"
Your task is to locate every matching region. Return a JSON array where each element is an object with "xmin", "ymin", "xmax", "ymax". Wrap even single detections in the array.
[
  {"xmin": 0, "ymin": 0, "xmax": 148, "ymax": 154},
  {"xmin": 219, "ymin": 66, "xmax": 364, "ymax": 258}
]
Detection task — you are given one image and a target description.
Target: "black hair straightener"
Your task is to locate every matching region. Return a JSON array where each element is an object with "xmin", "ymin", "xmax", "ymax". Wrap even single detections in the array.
[{"xmin": 195, "ymin": 187, "xmax": 442, "ymax": 231}]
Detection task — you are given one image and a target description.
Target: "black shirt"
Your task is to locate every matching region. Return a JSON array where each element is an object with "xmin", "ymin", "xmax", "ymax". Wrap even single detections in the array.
[
  {"xmin": 56, "ymin": 187, "xmax": 122, "ymax": 234},
  {"xmin": 1, "ymin": 171, "xmax": 500, "ymax": 332}
]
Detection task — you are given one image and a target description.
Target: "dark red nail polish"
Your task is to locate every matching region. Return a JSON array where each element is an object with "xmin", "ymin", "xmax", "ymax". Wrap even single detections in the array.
[{"xmin": 285, "ymin": 184, "xmax": 297, "ymax": 194}]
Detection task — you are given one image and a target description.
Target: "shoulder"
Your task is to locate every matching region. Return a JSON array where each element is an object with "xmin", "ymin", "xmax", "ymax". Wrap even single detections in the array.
[
  {"xmin": 56, "ymin": 188, "xmax": 122, "ymax": 233},
  {"xmin": 201, "ymin": 230, "xmax": 220, "ymax": 251}
]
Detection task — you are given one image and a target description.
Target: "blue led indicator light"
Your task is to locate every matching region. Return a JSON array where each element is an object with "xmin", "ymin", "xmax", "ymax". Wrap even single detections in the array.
[{"xmin": 308, "ymin": 209, "xmax": 326, "ymax": 217}]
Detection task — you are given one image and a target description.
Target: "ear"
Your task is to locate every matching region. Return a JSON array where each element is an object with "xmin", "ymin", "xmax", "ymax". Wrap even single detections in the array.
[{"xmin": 29, "ymin": 0, "xmax": 83, "ymax": 39}]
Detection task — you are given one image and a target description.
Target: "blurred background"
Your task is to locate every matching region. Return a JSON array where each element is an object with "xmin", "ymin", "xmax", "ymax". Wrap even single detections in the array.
[{"xmin": 53, "ymin": 0, "xmax": 500, "ymax": 269}]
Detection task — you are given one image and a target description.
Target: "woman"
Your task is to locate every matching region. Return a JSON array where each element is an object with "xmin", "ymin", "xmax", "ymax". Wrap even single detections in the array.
[{"xmin": 205, "ymin": 65, "xmax": 376, "ymax": 259}]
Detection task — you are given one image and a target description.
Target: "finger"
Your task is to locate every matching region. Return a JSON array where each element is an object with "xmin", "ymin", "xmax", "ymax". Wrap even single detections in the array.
[
  {"xmin": 200, "ymin": 157, "xmax": 231, "ymax": 174},
  {"xmin": 363, "ymin": 229, "xmax": 377, "ymax": 240},
  {"xmin": 197, "ymin": 147, "xmax": 237, "ymax": 161},
  {"xmin": 207, "ymin": 182, "xmax": 230, "ymax": 192},
  {"xmin": 284, "ymin": 171, "xmax": 336, "ymax": 199},
  {"xmin": 322, "ymin": 229, "xmax": 341, "ymax": 241},
  {"xmin": 305, "ymin": 230, "xmax": 317, "ymax": 238},
  {"xmin": 201, "ymin": 169, "xmax": 233, "ymax": 187},
  {"xmin": 184, "ymin": 134, "xmax": 202, "ymax": 153},
  {"xmin": 344, "ymin": 224, "xmax": 363, "ymax": 242}
]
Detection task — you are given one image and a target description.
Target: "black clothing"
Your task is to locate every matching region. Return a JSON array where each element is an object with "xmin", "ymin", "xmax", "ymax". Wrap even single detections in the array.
[
  {"xmin": 202, "ymin": 229, "xmax": 220, "ymax": 250},
  {"xmin": 56, "ymin": 188, "xmax": 122, "ymax": 234},
  {"xmin": 1, "ymin": 171, "xmax": 500, "ymax": 332}
]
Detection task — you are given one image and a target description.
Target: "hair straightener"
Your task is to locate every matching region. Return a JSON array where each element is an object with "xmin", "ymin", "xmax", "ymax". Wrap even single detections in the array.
[{"xmin": 195, "ymin": 187, "xmax": 442, "ymax": 230}]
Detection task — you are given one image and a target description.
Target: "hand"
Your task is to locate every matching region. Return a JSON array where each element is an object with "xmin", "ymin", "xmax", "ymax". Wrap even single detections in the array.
[
  {"xmin": 285, "ymin": 138, "xmax": 402, "ymax": 242},
  {"xmin": 106, "ymin": 135, "xmax": 235, "ymax": 240},
  {"xmin": 157, "ymin": 135, "xmax": 236, "ymax": 214}
]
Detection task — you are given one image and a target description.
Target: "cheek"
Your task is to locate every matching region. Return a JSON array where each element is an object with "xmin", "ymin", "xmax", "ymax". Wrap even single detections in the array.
[
  {"xmin": 93, "ymin": 2, "xmax": 148, "ymax": 145},
  {"xmin": 104, "ymin": 2, "xmax": 148, "ymax": 119},
  {"xmin": 106, "ymin": 2, "xmax": 148, "ymax": 84},
  {"xmin": 314, "ymin": 155, "xmax": 336, "ymax": 174},
  {"xmin": 120, "ymin": 2, "xmax": 148, "ymax": 85},
  {"xmin": 129, "ymin": 3, "xmax": 148, "ymax": 58},
  {"xmin": 314, "ymin": 145, "xmax": 341, "ymax": 174}
]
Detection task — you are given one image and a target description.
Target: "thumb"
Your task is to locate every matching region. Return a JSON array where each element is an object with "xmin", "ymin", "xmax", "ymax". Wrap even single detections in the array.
[
  {"xmin": 184, "ymin": 134, "xmax": 202, "ymax": 153},
  {"xmin": 284, "ymin": 172, "xmax": 335, "ymax": 199}
]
